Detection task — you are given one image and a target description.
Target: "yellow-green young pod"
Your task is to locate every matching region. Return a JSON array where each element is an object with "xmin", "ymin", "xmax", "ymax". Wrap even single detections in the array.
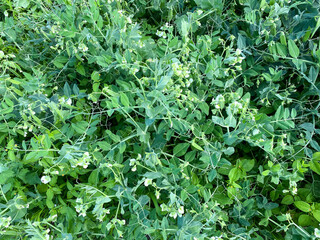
[
  {"xmin": 271, "ymin": 23, "xmax": 277, "ymax": 36},
  {"xmin": 268, "ymin": 41, "xmax": 275, "ymax": 54},
  {"xmin": 264, "ymin": 30, "xmax": 270, "ymax": 41},
  {"xmin": 168, "ymin": 8, "xmax": 173, "ymax": 22},
  {"xmin": 302, "ymin": 28, "xmax": 312, "ymax": 42},
  {"xmin": 280, "ymin": 32, "xmax": 287, "ymax": 46}
]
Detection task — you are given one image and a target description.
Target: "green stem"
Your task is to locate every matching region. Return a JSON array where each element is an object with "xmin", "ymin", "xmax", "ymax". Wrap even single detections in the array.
[{"xmin": 148, "ymin": 192, "xmax": 162, "ymax": 216}]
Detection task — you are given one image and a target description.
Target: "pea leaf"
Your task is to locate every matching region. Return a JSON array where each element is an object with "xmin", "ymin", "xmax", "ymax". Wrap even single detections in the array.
[
  {"xmin": 281, "ymin": 195, "xmax": 294, "ymax": 205},
  {"xmin": 208, "ymin": 169, "xmax": 217, "ymax": 182},
  {"xmin": 313, "ymin": 210, "xmax": 320, "ymax": 222},
  {"xmin": 76, "ymin": 64, "xmax": 86, "ymax": 76},
  {"xmin": 72, "ymin": 121, "xmax": 89, "ymax": 134},
  {"xmin": 120, "ymin": 92, "xmax": 130, "ymax": 107},
  {"xmin": 241, "ymin": 159, "xmax": 255, "ymax": 172},
  {"xmin": 288, "ymin": 39, "xmax": 300, "ymax": 58},
  {"xmin": 173, "ymin": 143, "xmax": 190, "ymax": 157},
  {"xmin": 98, "ymin": 141, "xmax": 111, "ymax": 151},
  {"xmin": 310, "ymin": 160, "xmax": 320, "ymax": 175},
  {"xmin": 64, "ymin": 82, "xmax": 72, "ymax": 98},
  {"xmin": 53, "ymin": 56, "xmax": 68, "ymax": 68},
  {"xmin": 199, "ymin": 102, "xmax": 209, "ymax": 116},
  {"xmin": 46, "ymin": 189, "xmax": 54, "ymax": 201},
  {"xmin": 311, "ymin": 17, "xmax": 320, "ymax": 38},
  {"xmin": 294, "ymin": 201, "xmax": 311, "ymax": 213},
  {"xmin": 191, "ymin": 141, "xmax": 204, "ymax": 151},
  {"xmin": 298, "ymin": 215, "xmax": 312, "ymax": 227},
  {"xmin": 229, "ymin": 168, "xmax": 241, "ymax": 182},
  {"xmin": 157, "ymin": 76, "xmax": 171, "ymax": 90},
  {"xmin": 276, "ymin": 43, "xmax": 287, "ymax": 57}
]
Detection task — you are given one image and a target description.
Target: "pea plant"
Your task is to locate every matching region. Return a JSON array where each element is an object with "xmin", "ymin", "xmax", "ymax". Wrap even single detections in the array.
[{"xmin": 0, "ymin": 0, "xmax": 320, "ymax": 239}]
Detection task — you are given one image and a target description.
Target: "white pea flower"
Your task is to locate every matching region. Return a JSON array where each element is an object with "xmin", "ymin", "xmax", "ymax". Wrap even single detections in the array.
[
  {"xmin": 213, "ymin": 94, "xmax": 225, "ymax": 109},
  {"xmin": 144, "ymin": 178, "xmax": 152, "ymax": 187},
  {"xmin": 286, "ymin": 213, "xmax": 292, "ymax": 221},
  {"xmin": 78, "ymin": 43, "xmax": 88, "ymax": 52},
  {"xmin": 292, "ymin": 187, "xmax": 297, "ymax": 195},
  {"xmin": 160, "ymin": 204, "xmax": 168, "ymax": 211},
  {"xmin": 197, "ymin": 10, "xmax": 203, "ymax": 15},
  {"xmin": 72, "ymin": 152, "xmax": 91, "ymax": 169},
  {"xmin": 98, "ymin": 214, "xmax": 104, "ymax": 222},
  {"xmin": 16, "ymin": 203, "xmax": 27, "ymax": 210},
  {"xmin": 211, "ymin": 236, "xmax": 223, "ymax": 240},
  {"xmin": 47, "ymin": 214, "xmax": 57, "ymax": 222},
  {"xmin": 169, "ymin": 212, "xmax": 178, "ymax": 219},
  {"xmin": 229, "ymin": 101, "xmax": 243, "ymax": 114},
  {"xmin": 234, "ymin": 101, "xmax": 242, "ymax": 109},
  {"xmin": 82, "ymin": 162, "xmax": 89, "ymax": 169},
  {"xmin": 59, "ymin": 97, "xmax": 66, "ymax": 104},
  {"xmin": 155, "ymin": 190, "xmax": 160, "ymax": 199},
  {"xmin": 84, "ymin": 152, "xmax": 89, "ymax": 157},
  {"xmin": 178, "ymin": 206, "xmax": 184, "ymax": 215},
  {"xmin": 75, "ymin": 203, "xmax": 88, "ymax": 217},
  {"xmin": 156, "ymin": 30, "xmax": 165, "ymax": 38},
  {"xmin": 185, "ymin": 70, "xmax": 191, "ymax": 78},
  {"xmin": 290, "ymin": 181, "xmax": 298, "ymax": 195},
  {"xmin": 129, "ymin": 159, "xmax": 136, "ymax": 166},
  {"xmin": 79, "ymin": 212, "xmax": 86, "ymax": 217},
  {"xmin": 0, "ymin": 216, "xmax": 11, "ymax": 228},
  {"xmin": 75, "ymin": 205, "xmax": 82, "ymax": 213},
  {"xmin": 41, "ymin": 175, "xmax": 51, "ymax": 184},
  {"xmin": 235, "ymin": 48, "xmax": 242, "ymax": 55}
]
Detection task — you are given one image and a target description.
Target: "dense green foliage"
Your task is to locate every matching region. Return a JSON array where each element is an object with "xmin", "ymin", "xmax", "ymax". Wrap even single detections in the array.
[{"xmin": 1, "ymin": 0, "xmax": 320, "ymax": 239}]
